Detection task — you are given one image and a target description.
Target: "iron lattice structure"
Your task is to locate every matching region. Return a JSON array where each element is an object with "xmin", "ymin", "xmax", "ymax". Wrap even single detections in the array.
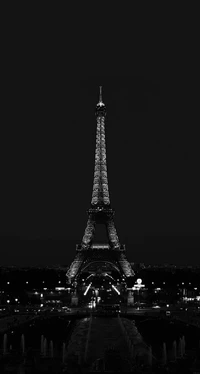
[{"xmin": 67, "ymin": 87, "xmax": 134, "ymax": 282}]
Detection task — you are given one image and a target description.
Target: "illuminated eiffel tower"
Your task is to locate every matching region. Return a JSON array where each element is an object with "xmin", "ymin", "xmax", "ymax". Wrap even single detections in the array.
[{"xmin": 67, "ymin": 87, "xmax": 134, "ymax": 284}]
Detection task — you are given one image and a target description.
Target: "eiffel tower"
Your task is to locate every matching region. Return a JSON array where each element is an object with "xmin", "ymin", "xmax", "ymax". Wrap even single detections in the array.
[{"xmin": 67, "ymin": 87, "xmax": 134, "ymax": 284}]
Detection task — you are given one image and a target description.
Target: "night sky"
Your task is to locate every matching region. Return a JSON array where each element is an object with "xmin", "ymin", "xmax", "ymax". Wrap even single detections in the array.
[{"xmin": 1, "ymin": 8, "xmax": 199, "ymax": 266}]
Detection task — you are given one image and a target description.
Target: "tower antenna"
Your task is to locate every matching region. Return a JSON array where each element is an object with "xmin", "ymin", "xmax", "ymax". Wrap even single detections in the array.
[{"xmin": 99, "ymin": 86, "xmax": 103, "ymax": 103}]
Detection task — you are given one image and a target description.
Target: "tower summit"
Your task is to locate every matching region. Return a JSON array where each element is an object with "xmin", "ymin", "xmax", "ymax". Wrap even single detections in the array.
[
  {"xmin": 98, "ymin": 86, "xmax": 104, "ymax": 105},
  {"xmin": 95, "ymin": 85, "xmax": 106, "ymax": 117}
]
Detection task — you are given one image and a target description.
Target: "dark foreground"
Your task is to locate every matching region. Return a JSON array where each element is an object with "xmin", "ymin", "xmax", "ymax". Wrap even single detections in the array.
[{"xmin": 0, "ymin": 312, "xmax": 200, "ymax": 373}]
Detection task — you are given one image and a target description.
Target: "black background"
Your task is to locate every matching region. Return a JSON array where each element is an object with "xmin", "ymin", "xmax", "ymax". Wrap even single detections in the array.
[{"xmin": 1, "ymin": 4, "xmax": 199, "ymax": 265}]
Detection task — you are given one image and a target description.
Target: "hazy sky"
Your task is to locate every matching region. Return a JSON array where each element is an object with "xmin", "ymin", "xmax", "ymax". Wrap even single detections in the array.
[{"xmin": 1, "ymin": 11, "xmax": 199, "ymax": 266}]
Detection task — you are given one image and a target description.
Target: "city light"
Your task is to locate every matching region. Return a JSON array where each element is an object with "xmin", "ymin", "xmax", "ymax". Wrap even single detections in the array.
[
  {"xmin": 183, "ymin": 297, "xmax": 197, "ymax": 301},
  {"xmin": 86, "ymin": 274, "xmax": 94, "ymax": 280},
  {"xmin": 112, "ymin": 284, "xmax": 120, "ymax": 295},
  {"xmin": 84, "ymin": 282, "xmax": 92, "ymax": 296},
  {"xmin": 0, "ymin": 88, "xmax": 199, "ymax": 371},
  {"xmin": 132, "ymin": 279, "xmax": 145, "ymax": 291},
  {"xmin": 104, "ymin": 273, "xmax": 115, "ymax": 281}
]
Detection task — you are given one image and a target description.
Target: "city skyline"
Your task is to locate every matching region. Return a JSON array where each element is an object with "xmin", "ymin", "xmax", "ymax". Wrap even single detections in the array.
[{"xmin": 1, "ymin": 8, "xmax": 200, "ymax": 374}]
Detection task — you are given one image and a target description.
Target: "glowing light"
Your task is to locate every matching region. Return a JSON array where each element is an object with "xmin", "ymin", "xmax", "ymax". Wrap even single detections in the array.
[
  {"xmin": 7, "ymin": 282, "xmax": 10, "ymax": 284},
  {"xmin": 104, "ymin": 273, "xmax": 115, "ymax": 281},
  {"xmin": 15, "ymin": 298, "xmax": 18, "ymax": 302},
  {"xmin": 133, "ymin": 280, "xmax": 145, "ymax": 290},
  {"xmin": 7, "ymin": 300, "xmax": 10, "ymax": 303},
  {"xmin": 86, "ymin": 274, "xmax": 94, "ymax": 280},
  {"xmin": 112, "ymin": 284, "xmax": 120, "ymax": 295},
  {"xmin": 40, "ymin": 294, "xmax": 43, "ymax": 298},
  {"xmin": 84, "ymin": 282, "xmax": 92, "ymax": 296}
]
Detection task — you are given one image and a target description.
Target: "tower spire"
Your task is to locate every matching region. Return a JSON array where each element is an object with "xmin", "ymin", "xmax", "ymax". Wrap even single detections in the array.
[
  {"xmin": 99, "ymin": 85, "xmax": 103, "ymax": 104},
  {"xmin": 97, "ymin": 85, "xmax": 105, "ymax": 107}
]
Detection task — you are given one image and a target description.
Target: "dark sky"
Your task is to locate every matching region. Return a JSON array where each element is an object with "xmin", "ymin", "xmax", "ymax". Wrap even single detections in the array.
[{"xmin": 1, "ymin": 8, "xmax": 199, "ymax": 266}]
